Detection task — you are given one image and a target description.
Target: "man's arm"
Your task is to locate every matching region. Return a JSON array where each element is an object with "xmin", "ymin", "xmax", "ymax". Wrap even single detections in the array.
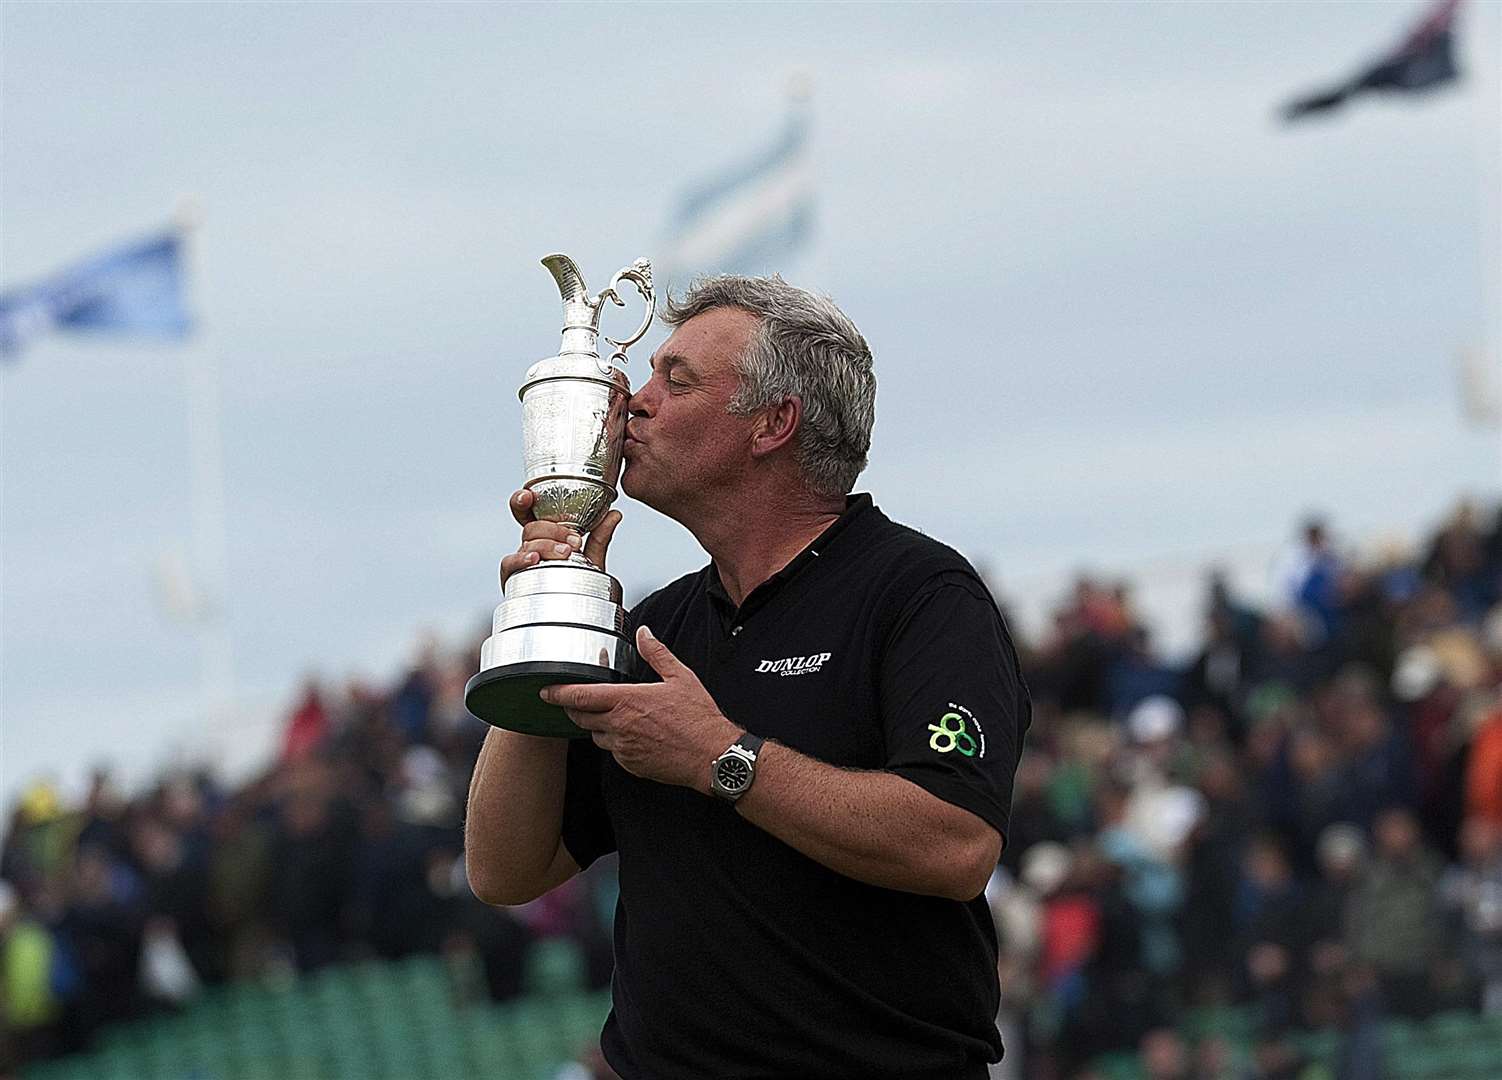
[
  {"xmin": 464, "ymin": 730, "xmax": 580, "ymax": 906},
  {"xmin": 463, "ymin": 490, "xmax": 620, "ymax": 907},
  {"xmin": 545, "ymin": 625, "xmax": 1003, "ymax": 902},
  {"xmin": 734, "ymin": 741, "xmax": 1002, "ymax": 901}
]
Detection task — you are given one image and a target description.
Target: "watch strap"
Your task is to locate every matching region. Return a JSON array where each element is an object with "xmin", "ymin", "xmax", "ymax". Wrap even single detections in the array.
[{"xmin": 734, "ymin": 732, "xmax": 765, "ymax": 760}]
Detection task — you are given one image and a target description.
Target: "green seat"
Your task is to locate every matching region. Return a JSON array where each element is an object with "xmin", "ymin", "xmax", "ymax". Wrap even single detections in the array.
[
  {"xmin": 1427, "ymin": 1010, "xmax": 1483, "ymax": 1041},
  {"xmin": 1457, "ymin": 1032, "xmax": 1502, "ymax": 1075},
  {"xmin": 527, "ymin": 938, "xmax": 586, "ymax": 995},
  {"xmin": 1293, "ymin": 1027, "xmax": 1341, "ymax": 1065},
  {"xmin": 1380, "ymin": 1042, "xmax": 1430, "ymax": 1079},
  {"xmin": 1089, "ymin": 1050, "xmax": 1144, "ymax": 1080},
  {"xmin": 1185, "ymin": 1004, "xmax": 1259, "ymax": 1042}
]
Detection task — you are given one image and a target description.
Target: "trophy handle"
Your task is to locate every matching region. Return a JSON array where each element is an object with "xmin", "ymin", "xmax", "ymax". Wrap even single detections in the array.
[{"xmin": 597, "ymin": 258, "xmax": 655, "ymax": 360}]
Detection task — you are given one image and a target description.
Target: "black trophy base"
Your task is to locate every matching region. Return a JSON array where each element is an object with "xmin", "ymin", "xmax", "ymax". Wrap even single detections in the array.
[{"xmin": 464, "ymin": 661, "xmax": 627, "ymax": 738}]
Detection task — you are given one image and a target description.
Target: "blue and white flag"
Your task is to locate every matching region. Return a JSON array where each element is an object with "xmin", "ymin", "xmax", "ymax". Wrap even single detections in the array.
[
  {"xmin": 661, "ymin": 108, "xmax": 814, "ymax": 281},
  {"xmin": 0, "ymin": 229, "xmax": 193, "ymax": 359}
]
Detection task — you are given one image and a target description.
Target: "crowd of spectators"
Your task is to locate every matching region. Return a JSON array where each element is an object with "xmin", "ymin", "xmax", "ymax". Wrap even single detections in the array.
[
  {"xmin": 989, "ymin": 501, "xmax": 1502, "ymax": 1079},
  {"xmin": 0, "ymin": 641, "xmax": 615, "ymax": 1075},
  {"xmin": 1, "ymin": 499, "xmax": 1499, "ymax": 1080}
]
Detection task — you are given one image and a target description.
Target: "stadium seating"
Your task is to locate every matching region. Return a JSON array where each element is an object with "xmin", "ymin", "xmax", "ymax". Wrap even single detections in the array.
[
  {"xmin": 21, "ymin": 944, "xmax": 611, "ymax": 1080},
  {"xmin": 1082, "ymin": 1005, "xmax": 1502, "ymax": 1080},
  {"xmin": 20, "ymin": 948, "xmax": 1502, "ymax": 1079}
]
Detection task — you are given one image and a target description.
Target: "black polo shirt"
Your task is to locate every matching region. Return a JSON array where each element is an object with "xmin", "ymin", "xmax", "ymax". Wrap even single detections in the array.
[{"xmin": 560, "ymin": 493, "xmax": 1031, "ymax": 1080}]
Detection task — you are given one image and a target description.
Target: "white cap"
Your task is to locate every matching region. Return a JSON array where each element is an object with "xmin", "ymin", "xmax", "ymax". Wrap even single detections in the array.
[
  {"xmin": 1128, "ymin": 695, "xmax": 1184, "ymax": 744},
  {"xmin": 1392, "ymin": 645, "xmax": 1441, "ymax": 702},
  {"xmin": 1317, "ymin": 822, "xmax": 1367, "ymax": 869},
  {"xmin": 1021, "ymin": 842, "xmax": 1072, "ymax": 896}
]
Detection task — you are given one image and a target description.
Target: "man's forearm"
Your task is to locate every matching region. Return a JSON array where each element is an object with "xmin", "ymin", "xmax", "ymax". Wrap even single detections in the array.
[
  {"xmin": 727, "ymin": 740, "xmax": 1001, "ymax": 902},
  {"xmin": 464, "ymin": 728, "xmax": 578, "ymax": 906}
]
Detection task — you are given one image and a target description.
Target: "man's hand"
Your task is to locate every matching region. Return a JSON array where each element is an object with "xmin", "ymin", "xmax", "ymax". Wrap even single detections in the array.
[
  {"xmin": 541, "ymin": 626, "xmax": 740, "ymax": 792},
  {"xmin": 499, "ymin": 488, "xmax": 622, "ymax": 589}
]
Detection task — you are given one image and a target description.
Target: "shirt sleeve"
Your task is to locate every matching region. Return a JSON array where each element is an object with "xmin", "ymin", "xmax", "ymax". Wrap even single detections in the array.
[
  {"xmin": 879, "ymin": 573, "xmax": 1031, "ymax": 846},
  {"xmin": 560, "ymin": 737, "xmax": 617, "ymax": 870}
]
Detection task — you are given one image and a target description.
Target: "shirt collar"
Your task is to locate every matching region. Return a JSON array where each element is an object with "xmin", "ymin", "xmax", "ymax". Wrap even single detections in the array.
[{"xmin": 706, "ymin": 493, "xmax": 876, "ymax": 616}]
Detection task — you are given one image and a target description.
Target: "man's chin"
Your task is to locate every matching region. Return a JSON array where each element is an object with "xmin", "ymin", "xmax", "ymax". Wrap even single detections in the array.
[
  {"xmin": 621, "ymin": 467, "xmax": 670, "ymax": 515},
  {"xmin": 620, "ymin": 465, "xmax": 647, "ymax": 503}
]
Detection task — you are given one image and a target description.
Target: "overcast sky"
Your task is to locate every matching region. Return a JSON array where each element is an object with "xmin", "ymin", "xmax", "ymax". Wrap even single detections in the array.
[{"xmin": 3, "ymin": 1, "xmax": 1499, "ymax": 800}]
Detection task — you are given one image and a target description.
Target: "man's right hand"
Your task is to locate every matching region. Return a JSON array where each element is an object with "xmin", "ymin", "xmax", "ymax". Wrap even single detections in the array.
[{"xmin": 499, "ymin": 488, "xmax": 623, "ymax": 590}]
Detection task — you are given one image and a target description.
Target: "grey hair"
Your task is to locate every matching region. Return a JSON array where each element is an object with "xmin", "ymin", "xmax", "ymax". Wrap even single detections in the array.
[{"xmin": 662, "ymin": 275, "xmax": 876, "ymax": 498}]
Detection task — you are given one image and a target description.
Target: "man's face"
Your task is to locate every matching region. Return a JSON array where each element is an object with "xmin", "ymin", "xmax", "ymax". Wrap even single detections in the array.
[{"xmin": 622, "ymin": 307, "xmax": 762, "ymax": 516}]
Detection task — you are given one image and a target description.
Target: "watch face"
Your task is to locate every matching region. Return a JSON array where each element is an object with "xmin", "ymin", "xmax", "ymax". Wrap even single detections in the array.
[{"xmin": 716, "ymin": 755, "xmax": 752, "ymax": 792}]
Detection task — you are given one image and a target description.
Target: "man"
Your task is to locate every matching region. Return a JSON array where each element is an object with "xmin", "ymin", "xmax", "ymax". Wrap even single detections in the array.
[{"xmin": 466, "ymin": 276, "xmax": 1030, "ymax": 1079}]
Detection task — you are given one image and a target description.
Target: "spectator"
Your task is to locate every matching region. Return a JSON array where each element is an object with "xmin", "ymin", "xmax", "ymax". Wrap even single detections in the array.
[
  {"xmin": 1329, "ymin": 672, "xmax": 1417, "ymax": 831},
  {"xmin": 1180, "ymin": 751, "xmax": 1254, "ymax": 1002},
  {"xmin": 58, "ymin": 844, "xmax": 145, "ymax": 1039},
  {"xmin": 1182, "ymin": 603, "xmax": 1254, "ymax": 746},
  {"xmin": 1302, "ymin": 824, "xmax": 1365, "ymax": 970},
  {"xmin": 266, "ymin": 766, "xmax": 358, "ymax": 972},
  {"xmin": 1343, "ymin": 807, "xmax": 1446, "ymax": 1018},
  {"xmin": 390, "ymin": 636, "xmax": 441, "ymax": 746},
  {"xmin": 1467, "ymin": 695, "xmax": 1502, "ymax": 828},
  {"xmin": 280, "ymin": 677, "xmax": 330, "ymax": 763},
  {"xmin": 1001, "ymin": 754, "xmax": 1069, "ymax": 878},
  {"xmin": 1438, "ymin": 817, "xmax": 1502, "ymax": 1013},
  {"xmin": 203, "ymin": 796, "xmax": 273, "ymax": 980},
  {"xmin": 1248, "ymin": 1027, "xmax": 1315, "ymax": 1080},
  {"xmin": 1232, "ymin": 834, "xmax": 1303, "ymax": 1029},
  {"xmin": 1268, "ymin": 725, "xmax": 1346, "ymax": 873},
  {"xmin": 0, "ymin": 880, "xmax": 62, "ymax": 1068},
  {"xmin": 1423, "ymin": 502, "xmax": 1496, "ymax": 619},
  {"xmin": 1137, "ymin": 1027, "xmax": 1190, "ymax": 1080},
  {"xmin": 1108, "ymin": 627, "xmax": 1180, "ymax": 719},
  {"xmin": 1271, "ymin": 516, "xmax": 1343, "ymax": 645}
]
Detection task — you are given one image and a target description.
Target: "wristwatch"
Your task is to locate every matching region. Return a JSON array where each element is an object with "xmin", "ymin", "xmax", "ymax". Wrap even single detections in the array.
[{"xmin": 709, "ymin": 732, "xmax": 765, "ymax": 802}]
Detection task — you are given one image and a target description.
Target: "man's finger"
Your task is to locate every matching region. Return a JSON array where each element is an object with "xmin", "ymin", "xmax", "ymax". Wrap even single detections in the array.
[
  {"xmin": 499, "ymin": 550, "xmax": 542, "ymax": 589},
  {"xmin": 541, "ymin": 682, "xmax": 624, "ymax": 713},
  {"xmin": 583, "ymin": 509, "xmax": 622, "ymax": 571},
  {"xmin": 636, "ymin": 625, "xmax": 691, "ymax": 681},
  {"xmin": 521, "ymin": 536, "xmax": 580, "ymax": 561},
  {"xmin": 509, "ymin": 489, "xmax": 536, "ymax": 527},
  {"xmin": 566, "ymin": 708, "xmax": 609, "ymax": 732},
  {"xmin": 521, "ymin": 520, "xmax": 578, "ymax": 544}
]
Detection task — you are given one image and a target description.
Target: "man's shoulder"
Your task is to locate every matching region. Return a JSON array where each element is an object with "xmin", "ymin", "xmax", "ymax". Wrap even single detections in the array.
[{"xmin": 855, "ymin": 504, "xmax": 989, "ymax": 593}]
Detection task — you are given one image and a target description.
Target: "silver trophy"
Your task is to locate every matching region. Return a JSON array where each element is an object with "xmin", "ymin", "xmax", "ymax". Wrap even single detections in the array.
[{"xmin": 464, "ymin": 254, "xmax": 655, "ymax": 737}]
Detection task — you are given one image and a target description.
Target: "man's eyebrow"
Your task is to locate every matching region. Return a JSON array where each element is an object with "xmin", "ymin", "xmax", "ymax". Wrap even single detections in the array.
[{"xmin": 650, "ymin": 351, "xmax": 697, "ymax": 377}]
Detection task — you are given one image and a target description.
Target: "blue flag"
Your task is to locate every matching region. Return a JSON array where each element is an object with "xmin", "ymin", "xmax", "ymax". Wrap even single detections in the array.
[
  {"xmin": 0, "ymin": 230, "xmax": 193, "ymax": 359},
  {"xmin": 661, "ymin": 107, "xmax": 814, "ymax": 281}
]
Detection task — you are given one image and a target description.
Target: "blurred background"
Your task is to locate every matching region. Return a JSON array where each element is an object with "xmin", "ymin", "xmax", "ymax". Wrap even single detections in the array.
[{"xmin": 2, "ymin": 2, "xmax": 1500, "ymax": 1078}]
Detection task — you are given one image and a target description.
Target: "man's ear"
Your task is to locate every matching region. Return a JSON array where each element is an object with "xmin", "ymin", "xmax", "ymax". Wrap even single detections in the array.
[{"xmin": 750, "ymin": 396, "xmax": 801, "ymax": 459}]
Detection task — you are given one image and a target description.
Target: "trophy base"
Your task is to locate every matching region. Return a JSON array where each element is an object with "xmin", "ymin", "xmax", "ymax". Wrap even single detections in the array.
[
  {"xmin": 467, "ymin": 558, "xmax": 636, "ymax": 737},
  {"xmin": 464, "ymin": 661, "xmax": 628, "ymax": 738}
]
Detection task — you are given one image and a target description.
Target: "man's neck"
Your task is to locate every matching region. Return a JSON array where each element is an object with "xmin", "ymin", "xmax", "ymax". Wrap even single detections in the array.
[{"xmin": 688, "ymin": 481, "xmax": 846, "ymax": 608}]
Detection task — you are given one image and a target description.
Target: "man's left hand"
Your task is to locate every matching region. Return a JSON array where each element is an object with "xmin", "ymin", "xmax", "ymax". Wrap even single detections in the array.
[{"xmin": 541, "ymin": 626, "xmax": 741, "ymax": 794}]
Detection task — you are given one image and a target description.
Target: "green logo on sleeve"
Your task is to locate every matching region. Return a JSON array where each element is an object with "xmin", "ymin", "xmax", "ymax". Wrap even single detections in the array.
[{"xmin": 927, "ymin": 711, "xmax": 979, "ymax": 757}]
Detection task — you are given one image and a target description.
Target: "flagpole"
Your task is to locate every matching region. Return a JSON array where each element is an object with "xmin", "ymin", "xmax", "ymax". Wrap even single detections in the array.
[
  {"xmin": 175, "ymin": 199, "xmax": 237, "ymax": 734},
  {"xmin": 1476, "ymin": 0, "xmax": 1502, "ymax": 490}
]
